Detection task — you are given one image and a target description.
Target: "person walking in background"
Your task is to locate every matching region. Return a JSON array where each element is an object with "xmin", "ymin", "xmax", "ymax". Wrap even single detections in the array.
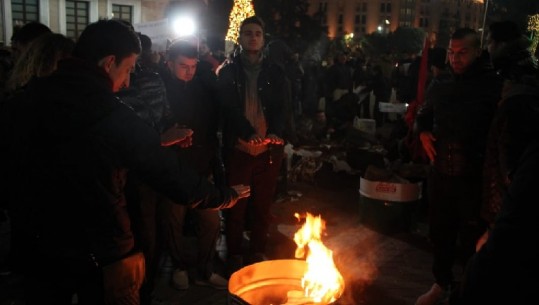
[
  {"xmin": 324, "ymin": 51, "xmax": 353, "ymax": 124},
  {"xmin": 199, "ymin": 38, "xmax": 221, "ymax": 74},
  {"xmin": 5, "ymin": 20, "xmax": 249, "ymax": 304},
  {"xmin": 367, "ymin": 64, "xmax": 391, "ymax": 126},
  {"xmin": 159, "ymin": 39, "xmax": 228, "ymax": 290},
  {"xmin": 414, "ymin": 28, "xmax": 502, "ymax": 305},
  {"xmin": 217, "ymin": 16, "xmax": 287, "ymax": 275}
]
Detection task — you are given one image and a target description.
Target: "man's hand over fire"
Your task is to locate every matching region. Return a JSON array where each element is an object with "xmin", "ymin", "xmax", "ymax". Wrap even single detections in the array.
[
  {"xmin": 265, "ymin": 133, "xmax": 284, "ymax": 145},
  {"xmin": 161, "ymin": 124, "xmax": 193, "ymax": 147}
]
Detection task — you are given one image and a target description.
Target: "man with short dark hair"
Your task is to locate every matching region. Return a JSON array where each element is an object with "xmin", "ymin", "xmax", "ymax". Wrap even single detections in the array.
[
  {"xmin": 414, "ymin": 28, "xmax": 502, "ymax": 305},
  {"xmin": 217, "ymin": 16, "xmax": 288, "ymax": 275},
  {"xmin": 159, "ymin": 39, "xmax": 228, "ymax": 290},
  {"xmin": 8, "ymin": 19, "xmax": 249, "ymax": 304}
]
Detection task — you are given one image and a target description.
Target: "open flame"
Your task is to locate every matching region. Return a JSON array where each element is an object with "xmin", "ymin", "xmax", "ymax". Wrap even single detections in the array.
[{"xmin": 286, "ymin": 212, "xmax": 344, "ymax": 304}]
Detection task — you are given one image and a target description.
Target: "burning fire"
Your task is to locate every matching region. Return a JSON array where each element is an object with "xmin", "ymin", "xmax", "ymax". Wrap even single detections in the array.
[{"xmin": 288, "ymin": 212, "xmax": 344, "ymax": 304}]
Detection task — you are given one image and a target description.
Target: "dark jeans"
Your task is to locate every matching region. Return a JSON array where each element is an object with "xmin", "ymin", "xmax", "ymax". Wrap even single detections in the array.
[
  {"xmin": 125, "ymin": 178, "xmax": 162, "ymax": 304},
  {"xmin": 427, "ymin": 169, "xmax": 486, "ymax": 288},
  {"xmin": 224, "ymin": 147, "xmax": 284, "ymax": 257},
  {"xmin": 160, "ymin": 198, "xmax": 221, "ymax": 280}
]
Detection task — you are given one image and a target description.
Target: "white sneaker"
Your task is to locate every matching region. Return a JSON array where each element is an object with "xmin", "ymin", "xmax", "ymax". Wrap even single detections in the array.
[
  {"xmin": 415, "ymin": 283, "xmax": 449, "ymax": 305},
  {"xmin": 171, "ymin": 269, "xmax": 189, "ymax": 290},
  {"xmin": 194, "ymin": 273, "xmax": 228, "ymax": 290}
]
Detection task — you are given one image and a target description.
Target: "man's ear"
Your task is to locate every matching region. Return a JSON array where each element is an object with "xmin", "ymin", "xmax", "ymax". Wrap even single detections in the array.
[{"xmin": 98, "ymin": 55, "xmax": 116, "ymax": 73}]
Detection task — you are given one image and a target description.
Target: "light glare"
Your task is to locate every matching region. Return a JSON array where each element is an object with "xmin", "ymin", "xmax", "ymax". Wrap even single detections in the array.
[{"xmin": 172, "ymin": 16, "xmax": 196, "ymax": 37}]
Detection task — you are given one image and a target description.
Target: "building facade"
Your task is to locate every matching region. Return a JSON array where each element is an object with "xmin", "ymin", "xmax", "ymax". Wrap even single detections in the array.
[
  {"xmin": 0, "ymin": 0, "xmax": 179, "ymax": 46},
  {"xmin": 1, "ymin": 0, "xmax": 486, "ymax": 48},
  {"xmin": 306, "ymin": 0, "xmax": 485, "ymax": 44}
]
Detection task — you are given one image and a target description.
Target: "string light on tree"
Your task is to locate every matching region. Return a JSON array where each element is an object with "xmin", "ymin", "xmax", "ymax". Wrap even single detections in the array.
[
  {"xmin": 528, "ymin": 14, "xmax": 539, "ymax": 55},
  {"xmin": 225, "ymin": 0, "xmax": 256, "ymax": 43}
]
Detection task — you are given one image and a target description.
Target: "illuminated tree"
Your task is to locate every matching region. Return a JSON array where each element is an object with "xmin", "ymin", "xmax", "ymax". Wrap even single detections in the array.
[
  {"xmin": 528, "ymin": 14, "xmax": 539, "ymax": 55},
  {"xmin": 225, "ymin": 0, "xmax": 255, "ymax": 43}
]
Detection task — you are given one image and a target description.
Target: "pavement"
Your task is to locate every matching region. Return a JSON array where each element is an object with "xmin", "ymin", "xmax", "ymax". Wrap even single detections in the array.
[{"xmin": 0, "ymin": 122, "xmax": 437, "ymax": 305}]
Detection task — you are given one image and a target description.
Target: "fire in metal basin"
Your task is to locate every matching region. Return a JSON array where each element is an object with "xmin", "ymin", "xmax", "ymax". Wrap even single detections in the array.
[
  {"xmin": 229, "ymin": 213, "xmax": 344, "ymax": 305},
  {"xmin": 228, "ymin": 259, "xmax": 315, "ymax": 305}
]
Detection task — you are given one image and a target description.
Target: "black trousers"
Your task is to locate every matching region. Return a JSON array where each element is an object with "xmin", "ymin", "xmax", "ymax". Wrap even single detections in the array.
[{"xmin": 427, "ymin": 169, "xmax": 486, "ymax": 288}]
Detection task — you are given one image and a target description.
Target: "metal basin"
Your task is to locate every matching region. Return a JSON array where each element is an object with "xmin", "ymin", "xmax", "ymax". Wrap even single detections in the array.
[{"xmin": 228, "ymin": 259, "xmax": 336, "ymax": 305}]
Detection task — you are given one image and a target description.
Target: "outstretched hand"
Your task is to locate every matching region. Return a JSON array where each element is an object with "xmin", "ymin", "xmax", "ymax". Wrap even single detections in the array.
[
  {"xmin": 247, "ymin": 134, "xmax": 284, "ymax": 146},
  {"xmin": 265, "ymin": 133, "xmax": 284, "ymax": 145},
  {"xmin": 160, "ymin": 124, "xmax": 193, "ymax": 147},
  {"xmin": 231, "ymin": 184, "xmax": 250, "ymax": 199}
]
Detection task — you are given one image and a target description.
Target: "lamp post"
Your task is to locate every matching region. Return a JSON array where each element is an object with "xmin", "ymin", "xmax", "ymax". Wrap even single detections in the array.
[
  {"xmin": 171, "ymin": 15, "xmax": 199, "ymax": 52},
  {"xmin": 480, "ymin": 0, "xmax": 489, "ymax": 49},
  {"xmin": 529, "ymin": 14, "xmax": 539, "ymax": 55}
]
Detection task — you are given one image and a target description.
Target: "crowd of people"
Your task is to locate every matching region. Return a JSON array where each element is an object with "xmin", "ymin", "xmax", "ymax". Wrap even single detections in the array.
[{"xmin": 0, "ymin": 15, "xmax": 538, "ymax": 305}]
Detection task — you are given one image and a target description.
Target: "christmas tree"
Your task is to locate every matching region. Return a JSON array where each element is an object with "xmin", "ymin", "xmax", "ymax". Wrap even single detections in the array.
[
  {"xmin": 529, "ymin": 14, "xmax": 539, "ymax": 55},
  {"xmin": 225, "ymin": 0, "xmax": 255, "ymax": 55}
]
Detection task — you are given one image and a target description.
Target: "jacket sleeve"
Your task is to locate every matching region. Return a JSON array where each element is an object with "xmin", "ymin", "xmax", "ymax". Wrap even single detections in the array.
[
  {"xmin": 264, "ymin": 65, "xmax": 288, "ymax": 137},
  {"xmin": 96, "ymin": 105, "xmax": 239, "ymax": 210}
]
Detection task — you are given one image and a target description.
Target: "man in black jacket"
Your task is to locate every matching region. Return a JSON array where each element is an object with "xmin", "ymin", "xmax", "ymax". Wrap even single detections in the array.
[
  {"xmin": 217, "ymin": 16, "xmax": 288, "ymax": 275},
  {"xmin": 414, "ymin": 28, "xmax": 502, "ymax": 305},
  {"xmin": 456, "ymin": 20, "xmax": 539, "ymax": 305},
  {"xmin": 159, "ymin": 39, "xmax": 228, "ymax": 290},
  {"xmin": 7, "ymin": 20, "xmax": 249, "ymax": 305}
]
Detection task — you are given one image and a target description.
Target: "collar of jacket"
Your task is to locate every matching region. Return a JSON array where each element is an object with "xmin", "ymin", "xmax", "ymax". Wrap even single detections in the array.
[{"xmin": 56, "ymin": 57, "xmax": 114, "ymax": 91}]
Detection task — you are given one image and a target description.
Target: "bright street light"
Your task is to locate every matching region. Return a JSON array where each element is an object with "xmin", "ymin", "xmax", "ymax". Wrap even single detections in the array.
[{"xmin": 172, "ymin": 16, "xmax": 196, "ymax": 38}]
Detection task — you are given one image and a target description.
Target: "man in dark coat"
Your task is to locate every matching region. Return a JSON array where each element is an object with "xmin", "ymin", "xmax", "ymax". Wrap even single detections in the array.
[
  {"xmin": 7, "ymin": 20, "xmax": 249, "ymax": 304},
  {"xmin": 456, "ymin": 20, "xmax": 539, "ymax": 305},
  {"xmin": 414, "ymin": 28, "xmax": 502, "ymax": 305},
  {"xmin": 217, "ymin": 16, "xmax": 288, "ymax": 275},
  {"xmin": 159, "ymin": 39, "xmax": 228, "ymax": 290}
]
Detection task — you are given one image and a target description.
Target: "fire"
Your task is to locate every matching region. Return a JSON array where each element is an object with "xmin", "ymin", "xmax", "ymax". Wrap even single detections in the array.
[{"xmin": 290, "ymin": 212, "xmax": 344, "ymax": 304}]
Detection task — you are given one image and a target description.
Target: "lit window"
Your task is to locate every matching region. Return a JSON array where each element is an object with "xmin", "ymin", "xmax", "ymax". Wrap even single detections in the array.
[
  {"xmin": 112, "ymin": 4, "xmax": 133, "ymax": 24},
  {"xmin": 66, "ymin": 0, "xmax": 89, "ymax": 40},
  {"xmin": 11, "ymin": 0, "xmax": 39, "ymax": 25}
]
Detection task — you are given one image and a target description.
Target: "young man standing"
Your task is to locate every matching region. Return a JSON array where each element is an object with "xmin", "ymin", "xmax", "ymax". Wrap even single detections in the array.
[
  {"xmin": 414, "ymin": 28, "xmax": 502, "ymax": 305},
  {"xmin": 159, "ymin": 39, "xmax": 228, "ymax": 290},
  {"xmin": 7, "ymin": 20, "xmax": 249, "ymax": 304},
  {"xmin": 217, "ymin": 16, "xmax": 288, "ymax": 275}
]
